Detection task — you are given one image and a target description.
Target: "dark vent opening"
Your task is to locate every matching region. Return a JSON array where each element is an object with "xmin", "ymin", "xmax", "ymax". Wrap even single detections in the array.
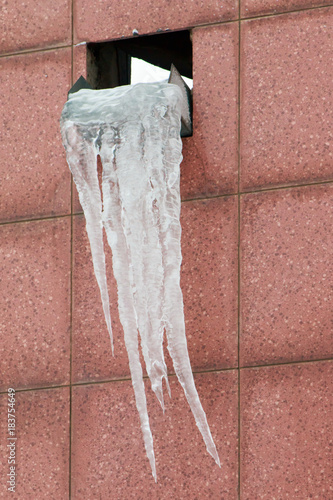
[{"xmin": 87, "ymin": 30, "xmax": 192, "ymax": 90}]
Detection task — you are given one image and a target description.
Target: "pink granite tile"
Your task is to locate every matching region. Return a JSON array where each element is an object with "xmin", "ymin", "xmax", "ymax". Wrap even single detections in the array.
[
  {"xmin": 0, "ymin": 388, "xmax": 69, "ymax": 499},
  {"xmin": 73, "ymin": 195, "xmax": 238, "ymax": 383},
  {"xmin": 181, "ymin": 24, "xmax": 239, "ymax": 199},
  {"xmin": 181, "ymin": 197, "xmax": 238, "ymax": 370},
  {"xmin": 240, "ymin": 185, "xmax": 333, "ymax": 367},
  {"xmin": 241, "ymin": 10, "xmax": 333, "ymax": 191},
  {"xmin": 241, "ymin": 0, "xmax": 332, "ymax": 17},
  {"xmin": 74, "ymin": 0, "xmax": 237, "ymax": 44},
  {"xmin": 72, "ymin": 371, "xmax": 238, "ymax": 499},
  {"xmin": 0, "ymin": 49, "xmax": 72, "ymax": 223},
  {"xmin": 0, "ymin": 0, "xmax": 71, "ymax": 55},
  {"xmin": 240, "ymin": 361, "xmax": 333, "ymax": 499},
  {"xmin": 0, "ymin": 218, "xmax": 71, "ymax": 391},
  {"xmin": 73, "ymin": 44, "xmax": 87, "ymax": 83}
]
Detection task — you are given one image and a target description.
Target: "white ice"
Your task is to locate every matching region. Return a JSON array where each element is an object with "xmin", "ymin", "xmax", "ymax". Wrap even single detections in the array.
[{"xmin": 60, "ymin": 82, "xmax": 220, "ymax": 480}]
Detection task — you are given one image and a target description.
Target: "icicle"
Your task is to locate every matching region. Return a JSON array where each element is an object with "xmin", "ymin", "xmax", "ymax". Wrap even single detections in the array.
[
  {"xmin": 60, "ymin": 121, "xmax": 113, "ymax": 352},
  {"xmin": 60, "ymin": 81, "xmax": 220, "ymax": 479}
]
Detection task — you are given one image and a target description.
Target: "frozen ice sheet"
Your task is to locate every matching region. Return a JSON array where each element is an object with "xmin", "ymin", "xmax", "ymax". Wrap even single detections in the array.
[{"xmin": 60, "ymin": 82, "xmax": 220, "ymax": 479}]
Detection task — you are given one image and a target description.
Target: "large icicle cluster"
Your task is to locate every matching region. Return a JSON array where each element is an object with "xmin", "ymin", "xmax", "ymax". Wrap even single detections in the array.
[{"xmin": 60, "ymin": 82, "xmax": 220, "ymax": 479}]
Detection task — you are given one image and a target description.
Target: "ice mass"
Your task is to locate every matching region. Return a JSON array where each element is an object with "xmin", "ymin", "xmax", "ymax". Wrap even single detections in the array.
[{"xmin": 60, "ymin": 79, "xmax": 220, "ymax": 479}]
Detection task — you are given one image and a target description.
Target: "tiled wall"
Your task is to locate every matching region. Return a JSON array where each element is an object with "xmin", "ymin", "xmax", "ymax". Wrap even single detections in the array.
[{"xmin": 1, "ymin": 1, "xmax": 332, "ymax": 499}]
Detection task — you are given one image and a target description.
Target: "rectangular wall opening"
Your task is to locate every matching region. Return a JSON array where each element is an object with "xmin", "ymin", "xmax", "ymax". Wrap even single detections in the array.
[{"xmin": 86, "ymin": 30, "xmax": 192, "ymax": 90}]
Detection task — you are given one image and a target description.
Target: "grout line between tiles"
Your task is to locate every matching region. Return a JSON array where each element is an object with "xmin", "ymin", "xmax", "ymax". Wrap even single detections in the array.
[
  {"xmin": 0, "ymin": 384, "xmax": 72, "ymax": 395},
  {"xmin": 69, "ymin": 4, "xmax": 74, "ymax": 497},
  {"xmin": 72, "ymin": 173, "xmax": 333, "ymax": 214},
  {"xmin": 3, "ymin": 175, "xmax": 332, "ymax": 230},
  {"xmin": 1, "ymin": 175, "xmax": 332, "ymax": 227},
  {"xmin": 237, "ymin": 10, "xmax": 242, "ymax": 499},
  {"xmin": 0, "ymin": 43, "xmax": 73, "ymax": 59},
  {"xmin": 1, "ymin": 2, "xmax": 333, "ymax": 60},
  {"xmin": 181, "ymin": 178, "xmax": 333, "ymax": 203},
  {"xmin": 189, "ymin": 2, "xmax": 333, "ymax": 31},
  {"xmin": 239, "ymin": 178, "xmax": 333, "ymax": 195},
  {"xmin": 0, "ymin": 369, "xmax": 234, "ymax": 397},
  {"xmin": 1, "ymin": 357, "xmax": 332, "ymax": 395},
  {"xmin": 72, "ymin": 176, "xmax": 333, "ymax": 209},
  {"xmin": 236, "ymin": 1, "xmax": 333, "ymax": 21},
  {"xmin": 69, "ymin": 210, "xmax": 73, "ymax": 500},
  {"xmin": 241, "ymin": 356, "xmax": 333, "ymax": 370},
  {"xmin": 0, "ymin": 213, "xmax": 72, "ymax": 227}
]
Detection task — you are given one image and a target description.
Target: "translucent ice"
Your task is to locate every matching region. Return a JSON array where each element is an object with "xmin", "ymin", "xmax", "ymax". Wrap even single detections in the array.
[{"xmin": 60, "ymin": 82, "xmax": 220, "ymax": 479}]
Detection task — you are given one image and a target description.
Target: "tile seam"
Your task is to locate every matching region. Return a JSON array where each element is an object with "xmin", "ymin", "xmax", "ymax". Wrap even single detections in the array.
[
  {"xmin": 240, "ymin": 178, "xmax": 333, "ymax": 195},
  {"xmin": 1, "ymin": 176, "xmax": 333, "ymax": 228},
  {"xmin": 240, "ymin": 356, "xmax": 333, "ymax": 370},
  {"xmin": 2, "ymin": 356, "xmax": 331, "ymax": 395},
  {"xmin": 0, "ymin": 213, "xmax": 72, "ymax": 227},
  {"xmin": 237, "ymin": 6, "xmax": 242, "ymax": 499},
  {"xmin": 73, "ymin": 171, "xmax": 333, "ymax": 213},
  {"xmin": 0, "ymin": 43, "xmax": 73, "ymax": 59},
  {"xmin": 0, "ymin": 369, "xmax": 239, "ymax": 397},
  {"xmin": 69, "ymin": 0, "xmax": 74, "ymax": 495},
  {"xmin": 239, "ymin": 1, "xmax": 333, "ymax": 21},
  {"xmin": 182, "ymin": 178, "xmax": 333, "ymax": 203},
  {"xmin": 0, "ymin": 368, "xmax": 238, "ymax": 396},
  {"xmin": 1, "ymin": 2, "xmax": 333, "ymax": 59}
]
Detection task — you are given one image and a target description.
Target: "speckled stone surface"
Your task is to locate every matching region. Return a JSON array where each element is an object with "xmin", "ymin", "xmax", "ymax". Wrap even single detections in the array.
[
  {"xmin": 241, "ymin": 361, "xmax": 333, "ymax": 499},
  {"xmin": 0, "ymin": 0, "xmax": 71, "ymax": 55},
  {"xmin": 181, "ymin": 197, "xmax": 238, "ymax": 370},
  {"xmin": 71, "ymin": 371, "xmax": 238, "ymax": 499},
  {"xmin": 241, "ymin": 0, "xmax": 332, "ymax": 17},
  {"xmin": 0, "ymin": 219, "xmax": 71, "ymax": 391},
  {"xmin": 0, "ymin": 388, "xmax": 69, "ymax": 499},
  {"xmin": 74, "ymin": 0, "xmax": 238, "ymax": 44},
  {"xmin": 0, "ymin": 49, "xmax": 72, "ymax": 223},
  {"xmin": 73, "ymin": 44, "xmax": 87, "ymax": 83},
  {"xmin": 240, "ymin": 184, "xmax": 333, "ymax": 367},
  {"xmin": 73, "ymin": 196, "xmax": 238, "ymax": 383},
  {"xmin": 181, "ymin": 24, "xmax": 239, "ymax": 199},
  {"xmin": 240, "ymin": 9, "xmax": 333, "ymax": 190}
]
